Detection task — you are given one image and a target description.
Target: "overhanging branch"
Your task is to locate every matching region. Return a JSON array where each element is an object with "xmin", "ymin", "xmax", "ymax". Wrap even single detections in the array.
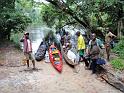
[{"xmin": 45, "ymin": 0, "xmax": 90, "ymax": 29}]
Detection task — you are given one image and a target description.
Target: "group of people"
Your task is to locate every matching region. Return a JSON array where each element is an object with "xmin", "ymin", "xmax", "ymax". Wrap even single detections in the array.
[
  {"xmin": 60, "ymin": 28, "xmax": 116, "ymax": 74},
  {"xmin": 20, "ymin": 28, "xmax": 116, "ymax": 73},
  {"xmin": 76, "ymin": 29, "xmax": 116, "ymax": 73},
  {"xmin": 76, "ymin": 32, "xmax": 104, "ymax": 74}
]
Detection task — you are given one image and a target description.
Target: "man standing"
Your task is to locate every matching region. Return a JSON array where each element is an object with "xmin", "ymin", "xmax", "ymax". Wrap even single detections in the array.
[
  {"xmin": 105, "ymin": 28, "xmax": 116, "ymax": 61},
  {"xmin": 20, "ymin": 32, "xmax": 36, "ymax": 70},
  {"xmin": 105, "ymin": 28, "xmax": 116, "ymax": 48},
  {"xmin": 76, "ymin": 31, "xmax": 89, "ymax": 67}
]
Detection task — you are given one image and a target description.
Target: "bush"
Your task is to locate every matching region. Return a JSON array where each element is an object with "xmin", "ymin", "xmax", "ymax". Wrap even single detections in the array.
[
  {"xmin": 0, "ymin": 10, "xmax": 32, "ymax": 40},
  {"xmin": 111, "ymin": 58, "xmax": 124, "ymax": 70},
  {"xmin": 112, "ymin": 37, "xmax": 124, "ymax": 59},
  {"xmin": 10, "ymin": 32, "xmax": 23, "ymax": 43},
  {"xmin": 10, "ymin": 32, "xmax": 23, "ymax": 49}
]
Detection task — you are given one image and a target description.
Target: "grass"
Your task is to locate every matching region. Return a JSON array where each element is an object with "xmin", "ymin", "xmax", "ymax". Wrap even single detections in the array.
[
  {"xmin": 110, "ymin": 58, "xmax": 124, "ymax": 71},
  {"xmin": 111, "ymin": 37, "xmax": 124, "ymax": 71}
]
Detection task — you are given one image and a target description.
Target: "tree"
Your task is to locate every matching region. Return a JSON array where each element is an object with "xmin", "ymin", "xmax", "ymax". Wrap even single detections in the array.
[
  {"xmin": 0, "ymin": 0, "xmax": 15, "ymax": 10},
  {"xmin": 45, "ymin": 0, "xmax": 91, "ymax": 29},
  {"xmin": 41, "ymin": 0, "xmax": 124, "ymax": 37},
  {"xmin": 0, "ymin": 0, "xmax": 32, "ymax": 40},
  {"xmin": 99, "ymin": 0, "xmax": 124, "ymax": 38}
]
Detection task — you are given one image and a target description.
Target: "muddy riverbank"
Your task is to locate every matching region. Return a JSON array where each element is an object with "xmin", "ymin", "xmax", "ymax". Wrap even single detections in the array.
[{"xmin": 0, "ymin": 41, "xmax": 122, "ymax": 93}]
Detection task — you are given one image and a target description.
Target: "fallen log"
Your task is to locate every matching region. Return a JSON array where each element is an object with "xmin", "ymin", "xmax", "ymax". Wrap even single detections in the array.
[{"xmin": 100, "ymin": 67, "xmax": 124, "ymax": 92}]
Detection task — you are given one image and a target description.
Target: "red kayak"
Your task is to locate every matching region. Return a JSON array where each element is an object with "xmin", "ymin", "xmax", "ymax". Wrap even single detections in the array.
[{"xmin": 49, "ymin": 44, "xmax": 63, "ymax": 73}]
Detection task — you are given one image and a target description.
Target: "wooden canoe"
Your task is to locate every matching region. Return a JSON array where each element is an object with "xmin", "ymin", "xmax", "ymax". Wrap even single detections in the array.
[{"xmin": 60, "ymin": 44, "xmax": 78, "ymax": 66}]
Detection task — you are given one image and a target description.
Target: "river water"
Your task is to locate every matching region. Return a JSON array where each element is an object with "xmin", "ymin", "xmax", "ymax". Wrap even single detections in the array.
[
  {"xmin": 20, "ymin": 25, "xmax": 53, "ymax": 54},
  {"xmin": 22, "ymin": 25, "xmax": 87, "ymax": 54}
]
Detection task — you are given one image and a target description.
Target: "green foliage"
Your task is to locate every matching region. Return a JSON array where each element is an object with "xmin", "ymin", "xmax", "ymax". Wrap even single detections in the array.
[
  {"xmin": 45, "ymin": 0, "xmax": 94, "ymax": 28},
  {"xmin": 0, "ymin": 10, "xmax": 32, "ymax": 39},
  {"xmin": 10, "ymin": 32, "xmax": 23, "ymax": 49},
  {"xmin": 15, "ymin": 0, "xmax": 42, "ymax": 23},
  {"xmin": 11, "ymin": 14, "xmax": 32, "ymax": 32},
  {"xmin": 113, "ymin": 37, "xmax": 124, "ymax": 59},
  {"xmin": 111, "ymin": 58, "xmax": 124, "ymax": 70},
  {"xmin": 112, "ymin": 36, "xmax": 124, "ymax": 71},
  {"xmin": 0, "ymin": 0, "xmax": 15, "ymax": 9},
  {"xmin": 0, "ymin": 0, "xmax": 33, "ymax": 40},
  {"xmin": 41, "ymin": 4, "xmax": 71, "ymax": 28},
  {"xmin": 42, "ymin": 0, "xmax": 124, "ymax": 34}
]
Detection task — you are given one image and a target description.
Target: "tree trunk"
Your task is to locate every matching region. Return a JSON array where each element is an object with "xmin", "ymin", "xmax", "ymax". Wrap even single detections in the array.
[
  {"xmin": 117, "ymin": 19, "xmax": 123, "ymax": 39},
  {"xmin": 101, "ymin": 71, "xmax": 124, "ymax": 92}
]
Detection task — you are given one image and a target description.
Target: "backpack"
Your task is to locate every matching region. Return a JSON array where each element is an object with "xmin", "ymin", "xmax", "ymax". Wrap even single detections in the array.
[{"xmin": 96, "ymin": 58, "xmax": 106, "ymax": 65}]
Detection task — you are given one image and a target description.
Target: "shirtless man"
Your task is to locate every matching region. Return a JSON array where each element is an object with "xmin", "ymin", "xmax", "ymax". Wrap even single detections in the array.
[{"xmin": 105, "ymin": 28, "xmax": 116, "ymax": 61}]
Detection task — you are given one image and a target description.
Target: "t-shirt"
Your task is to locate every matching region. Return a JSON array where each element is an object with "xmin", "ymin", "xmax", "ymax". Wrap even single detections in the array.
[
  {"xmin": 88, "ymin": 38, "xmax": 104, "ymax": 50},
  {"xmin": 77, "ymin": 35, "xmax": 85, "ymax": 50},
  {"xmin": 87, "ymin": 38, "xmax": 104, "ymax": 59},
  {"xmin": 27, "ymin": 39, "xmax": 32, "ymax": 52}
]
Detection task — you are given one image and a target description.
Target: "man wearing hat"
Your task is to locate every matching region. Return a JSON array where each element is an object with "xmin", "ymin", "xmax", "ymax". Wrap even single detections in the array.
[{"xmin": 20, "ymin": 32, "xmax": 36, "ymax": 70}]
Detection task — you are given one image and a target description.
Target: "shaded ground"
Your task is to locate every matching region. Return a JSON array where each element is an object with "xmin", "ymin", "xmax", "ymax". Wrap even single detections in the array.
[{"xmin": 0, "ymin": 41, "xmax": 122, "ymax": 93}]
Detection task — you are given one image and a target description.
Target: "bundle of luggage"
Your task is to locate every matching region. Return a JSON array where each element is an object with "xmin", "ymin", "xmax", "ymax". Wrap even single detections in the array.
[{"xmin": 35, "ymin": 41, "xmax": 47, "ymax": 61}]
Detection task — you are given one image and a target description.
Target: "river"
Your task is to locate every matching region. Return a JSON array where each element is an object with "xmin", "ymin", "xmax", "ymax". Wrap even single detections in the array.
[
  {"xmin": 23, "ymin": 25, "xmax": 86, "ymax": 54},
  {"xmin": 20, "ymin": 25, "xmax": 53, "ymax": 54}
]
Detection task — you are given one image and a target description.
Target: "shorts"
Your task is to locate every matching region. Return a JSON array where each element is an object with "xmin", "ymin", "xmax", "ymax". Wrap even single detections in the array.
[
  {"xmin": 24, "ymin": 52, "xmax": 34, "ymax": 60},
  {"xmin": 79, "ymin": 49, "xmax": 84, "ymax": 56}
]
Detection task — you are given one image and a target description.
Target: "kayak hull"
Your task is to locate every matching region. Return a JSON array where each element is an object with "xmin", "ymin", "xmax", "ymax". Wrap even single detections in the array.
[{"xmin": 49, "ymin": 45, "xmax": 63, "ymax": 72}]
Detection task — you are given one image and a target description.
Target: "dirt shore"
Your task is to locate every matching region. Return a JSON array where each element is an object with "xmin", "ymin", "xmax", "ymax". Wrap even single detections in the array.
[{"xmin": 0, "ymin": 42, "xmax": 122, "ymax": 93}]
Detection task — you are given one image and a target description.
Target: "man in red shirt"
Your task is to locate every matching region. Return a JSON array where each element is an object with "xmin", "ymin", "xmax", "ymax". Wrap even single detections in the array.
[{"xmin": 20, "ymin": 32, "xmax": 36, "ymax": 70}]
